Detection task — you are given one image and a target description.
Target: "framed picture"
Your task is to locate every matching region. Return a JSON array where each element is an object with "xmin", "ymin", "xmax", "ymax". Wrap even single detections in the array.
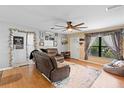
[
  {"xmin": 45, "ymin": 32, "xmax": 55, "ymax": 41},
  {"xmin": 39, "ymin": 31, "xmax": 44, "ymax": 39},
  {"xmin": 39, "ymin": 41, "xmax": 44, "ymax": 46},
  {"xmin": 39, "ymin": 38, "xmax": 44, "ymax": 46},
  {"xmin": 13, "ymin": 36, "xmax": 24, "ymax": 49},
  {"xmin": 53, "ymin": 41, "xmax": 58, "ymax": 47},
  {"xmin": 55, "ymin": 33, "xmax": 58, "ymax": 36},
  {"xmin": 45, "ymin": 35, "xmax": 49, "ymax": 40},
  {"xmin": 61, "ymin": 37, "xmax": 68, "ymax": 45}
]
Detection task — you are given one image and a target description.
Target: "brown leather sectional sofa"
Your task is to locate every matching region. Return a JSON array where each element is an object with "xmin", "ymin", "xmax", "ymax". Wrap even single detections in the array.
[{"xmin": 31, "ymin": 50, "xmax": 70, "ymax": 82}]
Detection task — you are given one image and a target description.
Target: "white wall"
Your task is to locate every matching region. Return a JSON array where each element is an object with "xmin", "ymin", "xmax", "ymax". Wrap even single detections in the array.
[
  {"xmin": 0, "ymin": 21, "xmax": 68, "ymax": 69},
  {"xmin": 57, "ymin": 34, "xmax": 68, "ymax": 54},
  {"xmin": 38, "ymin": 33, "xmax": 68, "ymax": 54},
  {"xmin": 0, "ymin": 23, "xmax": 10, "ymax": 68},
  {"xmin": 70, "ymin": 36, "xmax": 80, "ymax": 59},
  {"xmin": 68, "ymin": 33, "xmax": 85, "ymax": 59}
]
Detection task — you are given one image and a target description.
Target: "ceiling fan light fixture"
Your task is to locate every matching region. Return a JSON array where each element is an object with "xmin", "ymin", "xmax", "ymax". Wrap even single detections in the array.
[{"xmin": 67, "ymin": 28, "xmax": 73, "ymax": 32}]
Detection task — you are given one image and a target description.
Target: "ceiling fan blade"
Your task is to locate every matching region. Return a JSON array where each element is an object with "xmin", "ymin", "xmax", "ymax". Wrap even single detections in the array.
[
  {"xmin": 51, "ymin": 27, "xmax": 65, "ymax": 30},
  {"xmin": 55, "ymin": 25, "xmax": 65, "ymax": 27},
  {"xmin": 61, "ymin": 29, "xmax": 67, "ymax": 32},
  {"xmin": 106, "ymin": 5, "xmax": 123, "ymax": 11},
  {"xmin": 74, "ymin": 22, "xmax": 85, "ymax": 27},
  {"xmin": 76, "ymin": 26, "xmax": 88, "ymax": 28},
  {"xmin": 73, "ymin": 28, "xmax": 84, "ymax": 31}
]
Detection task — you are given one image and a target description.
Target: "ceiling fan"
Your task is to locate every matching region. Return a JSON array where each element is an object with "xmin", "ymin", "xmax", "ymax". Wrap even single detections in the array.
[{"xmin": 51, "ymin": 21, "xmax": 88, "ymax": 32}]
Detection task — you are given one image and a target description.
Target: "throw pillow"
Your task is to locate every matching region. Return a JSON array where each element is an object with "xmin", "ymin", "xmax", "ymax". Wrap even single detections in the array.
[{"xmin": 113, "ymin": 60, "xmax": 124, "ymax": 67}]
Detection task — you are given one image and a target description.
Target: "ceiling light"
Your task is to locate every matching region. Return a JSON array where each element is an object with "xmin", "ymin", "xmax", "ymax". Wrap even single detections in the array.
[{"xmin": 67, "ymin": 28, "xmax": 73, "ymax": 32}]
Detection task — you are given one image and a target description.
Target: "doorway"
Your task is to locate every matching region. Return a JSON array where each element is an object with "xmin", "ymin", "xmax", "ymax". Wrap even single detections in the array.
[{"xmin": 9, "ymin": 28, "xmax": 36, "ymax": 67}]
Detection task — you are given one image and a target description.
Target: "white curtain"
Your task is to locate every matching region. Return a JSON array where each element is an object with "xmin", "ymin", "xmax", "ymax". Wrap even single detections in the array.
[
  {"xmin": 88, "ymin": 36, "xmax": 97, "ymax": 49},
  {"xmin": 27, "ymin": 33, "xmax": 35, "ymax": 60},
  {"xmin": 103, "ymin": 35, "xmax": 116, "ymax": 51}
]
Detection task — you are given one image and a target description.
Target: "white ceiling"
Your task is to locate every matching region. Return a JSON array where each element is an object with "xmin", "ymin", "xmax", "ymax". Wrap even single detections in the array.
[{"xmin": 0, "ymin": 5, "xmax": 124, "ymax": 34}]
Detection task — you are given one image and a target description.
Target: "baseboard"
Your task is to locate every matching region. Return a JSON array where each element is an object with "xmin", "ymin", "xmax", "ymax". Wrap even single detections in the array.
[
  {"xmin": 69, "ymin": 58, "xmax": 104, "ymax": 66},
  {"xmin": 79, "ymin": 59, "xmax": 104, "ymax": 66},
  {"xmin": 0, "ymin": 67, "xmax": 13, "ymax": 71},
  {"xmin": 0, "ymin": 61, "xmax": 35, "ymax": 71}
]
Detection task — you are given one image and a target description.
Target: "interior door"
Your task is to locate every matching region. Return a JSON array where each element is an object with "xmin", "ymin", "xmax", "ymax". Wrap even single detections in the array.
[{"xmin": 13, "ymin": 31, "xmax": 27, "ymax": 65}]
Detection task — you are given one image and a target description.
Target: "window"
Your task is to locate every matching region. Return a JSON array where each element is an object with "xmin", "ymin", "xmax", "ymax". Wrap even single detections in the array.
[{"xmin": 89, "ymin": 37, "xmax": 117, "ymax": 58}]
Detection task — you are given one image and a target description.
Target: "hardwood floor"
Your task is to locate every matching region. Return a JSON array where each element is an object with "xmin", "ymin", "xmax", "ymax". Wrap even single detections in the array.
[
  {"xmin": 0, "ymin": 59, "xmax": 124, "ymax": 88},
  {"xmin": 66, "ymin": 58, "xmax": 102, "ymax": 70},
  {"xmin": 88, "ymin": 56, "xmax": 113, "ymax": 65},
  {"xmin": 0, "ymin": 65, "xmax": 54, "ymax": 88}
]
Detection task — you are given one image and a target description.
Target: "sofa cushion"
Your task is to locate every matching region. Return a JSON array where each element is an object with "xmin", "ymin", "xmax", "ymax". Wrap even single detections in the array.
[
  {"xmin": 47, "ymin": 48, "xmax": 58, "ymax": 57},
  {"xmin": 57, "ymin": 62, "xmax": 68, "ymax": 68},
  {"xmin": 113, "ymin": 60, "xmax": 124, "ymax": 67},
  {"xmin": 111, "ymin": 59, "xmax": 118, "ymax": 63},
  {"xmin": 55, "ymin": 56, "xmax": 64, "ymax": 63}
]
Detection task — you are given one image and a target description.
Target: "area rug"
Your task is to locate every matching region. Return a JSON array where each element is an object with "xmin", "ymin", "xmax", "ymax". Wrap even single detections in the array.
[{"xmin": 53, "ymin": 62, "xmax": 101, "ymax": 88}]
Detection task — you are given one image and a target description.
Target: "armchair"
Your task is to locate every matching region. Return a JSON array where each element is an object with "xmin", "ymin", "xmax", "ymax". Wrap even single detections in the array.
[
  {"xmin": 31, "ymin": 50, "xmax": 70, "ymax": 82},
  {"xmin": 41, "ymin": 48, "xmax": 64, "ymax": 63}
]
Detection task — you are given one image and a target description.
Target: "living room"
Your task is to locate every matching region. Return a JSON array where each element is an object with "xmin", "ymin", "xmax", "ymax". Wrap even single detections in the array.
[{"xmin": 0, "ymin": 2, "xmax": 124, "ymax": 91}]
